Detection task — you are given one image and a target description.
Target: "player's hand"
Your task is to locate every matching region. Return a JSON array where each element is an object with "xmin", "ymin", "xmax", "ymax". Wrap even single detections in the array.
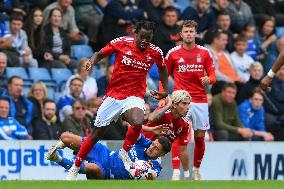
[
  {"xmin": 145, "ymin": 173, "xmax": 154, "ymax": 180},
  {"xmin": 200, "ymin": 76, "xmax": 210, "ymax": 86},
  {"xmin": 260, "ymin": 75, "xmax": 273, "ymax": 92},
  {"xmin": 150, "ymin": 90, "xmax": 168, "ymax": 100},
  {"xmin": 86, "ymin": 59, "xmax": 93, "ymax": 71},
  {"xmin": 151, "ymin": 124, "xmax": 170, "ymax": 135},
  {"xmin": 263, "ymin": 132, "xmax": 274, "ymax": 141},
  {"xmin": 157, "ymin": 98, "xmax": 166, "ymax": 107}
]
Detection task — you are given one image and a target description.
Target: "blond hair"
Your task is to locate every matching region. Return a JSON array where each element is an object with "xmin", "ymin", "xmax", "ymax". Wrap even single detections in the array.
[
  {"xmin": 171, "ymin": 90, "xmax": 191, "ymax": 103},
  {"xmin": 27, "ymin": 81, "xmax": 48, "ymax": 100}
]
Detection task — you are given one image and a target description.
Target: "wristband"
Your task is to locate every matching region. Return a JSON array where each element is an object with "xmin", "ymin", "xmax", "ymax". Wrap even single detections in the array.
[{"xmin": 267, "ymin": 69, "xmax": 275, "ymax": 78}]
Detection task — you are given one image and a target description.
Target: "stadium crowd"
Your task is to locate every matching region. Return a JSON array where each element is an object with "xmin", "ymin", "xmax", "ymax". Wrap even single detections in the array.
[{"xmin": 1, "ymin": 0, "xmax": 284, "ymax": 144}]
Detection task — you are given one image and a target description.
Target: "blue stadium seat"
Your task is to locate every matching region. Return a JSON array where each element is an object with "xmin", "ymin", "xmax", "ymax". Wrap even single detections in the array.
[
  {"xmin": 47, "ymin": 86, "xmax": 56, "ymax": 100},
  {"xmin": 6, "ymin": 67, "xmax": 32, "ymax": 84},
  {"xmin": 28, "ymin": 68, "xmax": 56, "ymax": 88},
  {"xmin": 51, "ymin": 68, "xmax": 72, "ymax": 88},
  {"xmin": 92, "ymin": 68, "xmax": 105, "ymax": 80},
  {"xmin": 71, "ymin": 45, "xmax": 94, "ymax": 60}
]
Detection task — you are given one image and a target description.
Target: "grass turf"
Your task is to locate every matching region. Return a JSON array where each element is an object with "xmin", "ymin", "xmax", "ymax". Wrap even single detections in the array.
[{"xmin": 0, "ymin": 180, "xmax": 283, "ymax": 189}]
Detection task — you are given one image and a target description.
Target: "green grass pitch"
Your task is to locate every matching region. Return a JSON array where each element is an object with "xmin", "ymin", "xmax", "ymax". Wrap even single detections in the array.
[{"xmin": 0, "ymin": 180, "xmax": 283, "ymax": 189}]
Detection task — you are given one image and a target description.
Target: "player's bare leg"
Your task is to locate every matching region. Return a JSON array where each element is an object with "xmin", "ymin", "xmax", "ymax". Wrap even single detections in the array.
[
  {"xmin": 66, "ymin": 126, "xmax": 109, "ymax": 180},
  {"xmin": 120, "ymin": 107, "xmax": 144, "ymax": 169},
  {"xmin": 192, "ymin": 130, "xmax": 206, "ymax": 180}
]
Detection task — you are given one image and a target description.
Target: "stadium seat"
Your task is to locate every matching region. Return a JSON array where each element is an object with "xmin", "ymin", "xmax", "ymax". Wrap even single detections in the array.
[
  {"xmin": 6, "ymin": 67, "xmax": 32, "ymax": 84},
  {"xmin": 47, "ymin": 86, "xmax": 56, "ymax": 100},
  {"xmin": 92, "ymin": 67, "xmax": 105, "ymax": 80},
  {"xmin": 51, "ymin": 68, "xmax": 72, "ymax": 88},
  {"xmin": 28, "ymin": 68, "xmax": 56, "ymax": 88},
  {"xmin": 71, "ymin": 45, "xmax": 94, "ymax": 60}
]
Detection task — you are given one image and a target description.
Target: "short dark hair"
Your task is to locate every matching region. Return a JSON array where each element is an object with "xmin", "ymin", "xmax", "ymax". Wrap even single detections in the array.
[
  {"xmin": 217, "ymin": 10, "xmax": 230, "ymax": 18},
  {"xmin": 157, "ymin": 136, "xmax": 172, "ymax": 154},
  {"xmin": 10, "ymin": 13, "xmax": 24, "ymax": 22},
  {"xmin": 72, "ymin": 98, "xmax": 88, "ymax": 108},
  {"xmin": 0, "ymin": 96, "xmax": 10, "ymax": 104},
  {"xmin": 69, "ymin": 77, "xmax": 83, "ymax": 86},
  {"xmin": 163, "ymin": 6, "xmax": 179, "ymax": 16},
  {"xmin": 212, "ymin": 29, "xmax": 228, "ymax": 41},
  {"xmin": 222, "ymin": 82, "xmax": 237, "ymax": 91},
  {"xmin": 8, "ymin": 75, "xmax": 22, "ymax": 85},
  {"xmin": 180, "ymin": 20, "xmax": 198, "ymax": 31},
  {"xmin": 234, "ymin": 34, "xmax": 247, "ymax": 43},
  {"xmin": 249, "ymin": 87, "xmax": 264, "ymax": 99},
  {"xmin": 135, "ymin": 21, "xmax": 157, "ymax": 33},
  {"xmin": 43, "ymin": 99, "xmax": 56, "ymax": 107}
]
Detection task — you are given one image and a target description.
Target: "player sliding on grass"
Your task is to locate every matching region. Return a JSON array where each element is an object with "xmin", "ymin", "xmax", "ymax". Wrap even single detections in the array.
[
  {"xmin": 46, "ymin": 132, "xmax": 171, "ymax": 180},
  {"xmin": 66, "ymin": 20, "xmax": 168, "ymax": 180}
]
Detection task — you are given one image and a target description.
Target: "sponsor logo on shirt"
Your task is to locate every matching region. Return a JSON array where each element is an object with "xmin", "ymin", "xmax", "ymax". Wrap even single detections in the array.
[
  {"xmin": 121, "ymin": 56, "xmax": 151, "ymax": 70},
  {"xmin": 178, "ymin": 64, "xmax": 203, "ymax": 73}
]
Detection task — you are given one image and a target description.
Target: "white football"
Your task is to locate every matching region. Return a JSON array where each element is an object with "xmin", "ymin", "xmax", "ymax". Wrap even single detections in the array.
[{"xmin": 129, "ymin": 160, "xmax": 155, "ymax": 180}]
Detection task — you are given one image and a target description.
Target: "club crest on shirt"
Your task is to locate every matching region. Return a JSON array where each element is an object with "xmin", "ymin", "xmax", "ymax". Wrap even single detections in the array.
[{"xmin": 197, "ymin": 54, "xmax": 201, "ymax": 63}]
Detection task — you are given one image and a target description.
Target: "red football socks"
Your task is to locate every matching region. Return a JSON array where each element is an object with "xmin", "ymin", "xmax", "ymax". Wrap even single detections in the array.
[
  {"xmin": 74, "ymin": 134, "xmax": 95, "ymax": 167},
  {"xmin": 193, "ymin": 136, "xmax": 205, "ymax": 168},
  {"xmin": 171, "ymin": 138, "xmax": 180, "ymax": 169},
  {"xmin": 122, "ymin": 125, "xmax": 142, "ymax": 152}
]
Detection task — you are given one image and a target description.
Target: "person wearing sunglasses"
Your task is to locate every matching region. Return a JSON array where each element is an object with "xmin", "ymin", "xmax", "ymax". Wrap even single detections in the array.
[{"xmin": 62, "ymin": 98, "xmax": 92, "ymax": 137}]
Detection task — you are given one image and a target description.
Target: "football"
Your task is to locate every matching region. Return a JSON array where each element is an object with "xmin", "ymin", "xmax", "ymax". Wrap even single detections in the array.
[{"xmin": 129, "ymin": 160, "xmax": 155, "ymax": 180}]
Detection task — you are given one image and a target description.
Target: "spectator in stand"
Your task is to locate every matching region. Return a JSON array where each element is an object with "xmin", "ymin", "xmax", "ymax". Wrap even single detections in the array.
[
  {"xmin": 0, "ymin": 0, "xmax": 26, "ymax": 18},
  {"xmin": 227, "ymin": 0, "xmax": 254, "ymax": 33},
  {"xmin": 64, "ymin": 58, "xmax": 98, "ymax": 99},
  {"xmin": 230, "ymin": 34, "xmax": 254, "ymax": 82},
  {"xmin": 57, "ymin": 77, "xmax": 84, "ymax": 122},
  {"xmin": 206, "ymin": 30, "xmax": 241, "ymax": 83},
  {"xmin": 211, "ymin": 0, "xmax": 229, "ymax": 17},
  {"xmin": 86, "ymin": 97, "xmax": 103, "ymax": 119},
  {"xmin": 23, "ymin": 8, "xmax": 45, "ymax": 64},
  {"xmin": 9, "ymin": 13, "xmax": 38, "ymax": 67},
  {"xmin": 0, "ymin": 14, "xmax": 19, "ymax": 67},
  {"xmin": 32, "ymin": 99, "xmax": 62, "ymax": 140},
  {"xmin": 97, "ymin": 64, "xmax": 114, "ymax": 97},
  {"xmin": 265, "ymin": 65, "xmax": 284, "ymax": 141},
  {"xmin": 41, "ymin": 7, "xmax": 77, "ymax": 69},
  {"xmin": 212, "ymin": 83, "xmax": 253, "ymax": 141},
  {"xmin": 72, "ymin": 0, "xmax": 107, "ymax": 47},
  {"xmin": 0, "ymin": 52, "xmax": 8, "ymax": 89},
  {"xmin": 255, "ymin": 15, "xmax": 277, "ymax": 61},
  {"xmin": 181, "ymin": 0, "xmax": 215, "ymax": 38},
  {"xmin": 203, "ymin": 11, "xmax": 234, "ymax": 52},
  {"xmin": 237, "ymin": 62, "xmax": 263, "ymax": 104},
  {"xmin": 97, "ymin": 0, "xmax": 147, "ymax": 49},
  {"xmin": 139, "ymin": 0, "xmax": 164, "ymax": 24},
  {"xmin": 43, "ymin": 0, "xmax": 88, "ymax": 45},
  {"xmin": 0, "ymin": 96, "xmax": 29, "ymax": 140},
  {"xmin": 152, "ymin": 6, "xmax": 180, "ymax": 56},
  {"xmin": 243, "ymin": 23, "xmax": 261, "ymax": 61},
  {"xmin": 238, "ymin": 88, "xmax": 274, "ymax": 141},
  {"xmin": 1, "ymin": 76, "xmax": 34, "ymax": 136},
  {"xmin": 263, "ymin": 36, "xmax": 284, "ymax": 74},
  {"xmin": 62, "ymin": 98, "xmax": 92, "ymax": 137},
  {"xmin": 27, "ymin": 82, "xmax": 48, "ymax": 120}
]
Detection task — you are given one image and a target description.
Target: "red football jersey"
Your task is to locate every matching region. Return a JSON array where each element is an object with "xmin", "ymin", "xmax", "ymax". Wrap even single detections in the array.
[
  {"xmin": 165, "ymin": 44, "xmax": 216, "ymax": 103},
  {"xmin": 100, "ymin": 36, "xmax": 165, "ymax": 100},
  {"xmin": 142, "ymin": 109, "xmax": 190, "ymax": 145}
]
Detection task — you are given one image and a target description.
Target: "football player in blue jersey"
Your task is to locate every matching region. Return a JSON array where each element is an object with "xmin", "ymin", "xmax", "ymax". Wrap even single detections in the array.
[{"xmin": 46, "ymin": 132, "xmax": 171, "ymax": 180}]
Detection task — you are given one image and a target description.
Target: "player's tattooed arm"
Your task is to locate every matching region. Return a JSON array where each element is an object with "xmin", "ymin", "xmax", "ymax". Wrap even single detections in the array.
[
  {"xmin": 148, "ymin": 97, "xmax": 172, "ymax": 123},
  {"xmin": 86, "ymin": 51, "xmax": 107, "ymax": 71}
]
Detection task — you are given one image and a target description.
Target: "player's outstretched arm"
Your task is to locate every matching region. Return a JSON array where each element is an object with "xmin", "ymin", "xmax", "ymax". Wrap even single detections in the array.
[
  {"xmin": 148, "ymin": 97, "xmax": 172, "ymax": 123},
  {"xmin": 86, "ymin": 51, "xmax": 108, "ymax": 71},
  {"xmin": 151, "ymin": 66, "xmax": 168, "ymax": 100},
  {"xmin": 261, "ymin": 49, "xmax": 284, "ymax": 91}
]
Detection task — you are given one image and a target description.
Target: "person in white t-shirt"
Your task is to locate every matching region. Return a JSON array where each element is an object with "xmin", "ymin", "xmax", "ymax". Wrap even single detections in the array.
[
  {"xmin": 64, "ymin": 58, "xmax": 98, "ymax": 99},
  {"xmin": 230, "ymin": 34, "xmax": 254, "ymax": 82}
]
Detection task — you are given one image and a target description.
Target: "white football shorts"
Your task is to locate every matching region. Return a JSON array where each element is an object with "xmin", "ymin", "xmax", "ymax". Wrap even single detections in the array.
[{"xmin": 94, "ymin": 96, "xmax": 145, "ymax": 127}]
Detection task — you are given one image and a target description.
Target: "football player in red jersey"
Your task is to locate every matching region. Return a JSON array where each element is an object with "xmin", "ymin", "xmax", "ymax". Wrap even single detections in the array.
[
  {"xmin": 160, "ymin": 20, "xmax": 216, "ymax": 180},
  {"xmin": 65, "ymin": 21, "xmax": 169, "ymax": 180},
  {"xmin": 142, "ymin": 90, "xmax": 191, "ymax": 180}
]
